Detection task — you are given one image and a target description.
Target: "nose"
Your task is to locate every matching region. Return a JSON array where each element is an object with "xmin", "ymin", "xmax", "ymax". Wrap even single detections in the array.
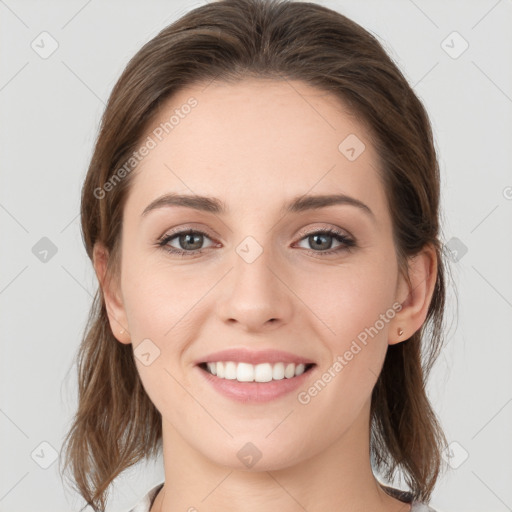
[{"xmin": 216, "ymin": 243, "xmax": 294, "ymax": 333}]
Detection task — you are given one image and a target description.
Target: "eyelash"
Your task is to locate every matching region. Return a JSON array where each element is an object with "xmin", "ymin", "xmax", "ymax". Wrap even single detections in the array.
[{"xmin": 156, "ymin": 227, "xmax": 356, "ymax": 258}]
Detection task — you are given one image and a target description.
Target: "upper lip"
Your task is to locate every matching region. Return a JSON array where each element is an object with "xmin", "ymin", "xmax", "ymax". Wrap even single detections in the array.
[{"xmin": 195, "ymin": 348, "xmax": 316, "ymax": 366}]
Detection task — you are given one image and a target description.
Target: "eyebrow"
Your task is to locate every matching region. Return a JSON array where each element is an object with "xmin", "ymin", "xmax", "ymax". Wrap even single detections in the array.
[{"xmin": 141, "ymin": 192, "xmax": 375, "ymax": 220}]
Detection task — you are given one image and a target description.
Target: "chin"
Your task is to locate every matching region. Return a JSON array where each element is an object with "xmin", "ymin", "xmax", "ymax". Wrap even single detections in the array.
[{"xmin": 197, "ymin": 436, "xmax": 309, "ymax": 472}]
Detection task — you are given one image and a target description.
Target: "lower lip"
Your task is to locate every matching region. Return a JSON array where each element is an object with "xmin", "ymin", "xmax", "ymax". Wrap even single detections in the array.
[{"xmin": 195, "ymin": 364, "xmax": 316, "ymax": 403}]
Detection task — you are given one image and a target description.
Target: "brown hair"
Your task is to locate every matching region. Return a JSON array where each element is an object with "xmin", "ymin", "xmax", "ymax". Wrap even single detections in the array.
[{"xmin": 59, "ymin": 0, "xmax": 451, "ymax": 509}]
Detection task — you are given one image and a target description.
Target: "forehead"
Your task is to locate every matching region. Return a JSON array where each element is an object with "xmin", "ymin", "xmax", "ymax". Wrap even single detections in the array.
[{"xmin": 126, "ymin": 78, "xmax": 387, "ymax": 220}]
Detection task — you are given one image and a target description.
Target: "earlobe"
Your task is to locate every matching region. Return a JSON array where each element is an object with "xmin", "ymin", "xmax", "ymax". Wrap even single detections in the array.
[
  {"xmin": 389, "ymin": 243, "xmax": 437, "ymax": 345},
  {"xmin": 92, "ymin": 242, "xmax": 131, "ymax": 345}
]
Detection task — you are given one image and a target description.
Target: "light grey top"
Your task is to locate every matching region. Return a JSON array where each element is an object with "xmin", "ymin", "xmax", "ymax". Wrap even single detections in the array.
[{"xmin": 128, "ymin": 482, "xmax": 439, "ymax": 512}]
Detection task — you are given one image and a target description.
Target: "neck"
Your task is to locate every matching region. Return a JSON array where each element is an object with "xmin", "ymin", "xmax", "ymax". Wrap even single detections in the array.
[{"xmin": 151, "ymin": 400, "xmax": 408, "ymax": 512}]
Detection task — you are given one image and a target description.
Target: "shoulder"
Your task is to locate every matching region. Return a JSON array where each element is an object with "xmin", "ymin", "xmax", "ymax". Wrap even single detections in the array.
[
  {"xmin": 127, "ymin": 482, "xmax": 440, "ymax": 512},
  {"xmin": 128, "ymin": 481, "xmax": 164, "ymax": 512},
  {"xmin": 410, "ymin": 502, "xmax": 439, "ymax": 511},
  {"xmin": 380, "ymin": 484, "xmax": 439, "ymax": 512}
]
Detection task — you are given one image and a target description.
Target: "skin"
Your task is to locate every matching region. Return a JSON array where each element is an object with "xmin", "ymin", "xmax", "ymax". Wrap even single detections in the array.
[{"xmin": 94, "ymin": 78, "xmax": 437, "ymax": 512}]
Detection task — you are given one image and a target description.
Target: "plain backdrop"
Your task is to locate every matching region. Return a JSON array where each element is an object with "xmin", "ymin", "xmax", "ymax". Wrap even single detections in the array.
[{"xmin": 1, "ymin": 0, "xmax": 511, "ymax": 511}]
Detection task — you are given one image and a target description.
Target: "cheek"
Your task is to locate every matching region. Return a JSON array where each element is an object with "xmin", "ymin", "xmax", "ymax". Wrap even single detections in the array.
[
  {"xmin": 121, "ymin": 257, "xmax": 197, "ymax": 417},
  {"xmin": 302, "ymin": 261, "xmax": 397, "ymax": 344},
  {"xmin": 299, "ymin": 259, "xmax": 397, "ymax": 402},
  {"xmin": 292, "ymin": 267, "xmax": 396, "ymax": 433},
  {"xmin": 120, "ymin": 251, "xmax": 198, "ymax": 338}
]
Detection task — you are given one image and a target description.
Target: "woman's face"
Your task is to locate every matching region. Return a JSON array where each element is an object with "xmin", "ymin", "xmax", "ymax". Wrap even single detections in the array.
[{"xmin": 102, "ymin": 78, "xmax": 410, "ymax": 470}]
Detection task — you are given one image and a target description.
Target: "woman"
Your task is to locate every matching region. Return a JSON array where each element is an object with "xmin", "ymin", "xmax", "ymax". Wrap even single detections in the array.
[{"xmin": 60, "ymin": 0, "xmax": 450, "ymax": 510}]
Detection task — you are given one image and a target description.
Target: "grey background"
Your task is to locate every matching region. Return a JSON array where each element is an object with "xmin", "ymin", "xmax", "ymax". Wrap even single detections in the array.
[{"xmin": 1, "ymin": 0, "xmax": 511, "ymax": 511}]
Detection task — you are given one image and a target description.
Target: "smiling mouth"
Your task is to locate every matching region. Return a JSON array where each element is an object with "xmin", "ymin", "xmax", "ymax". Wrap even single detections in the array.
[{"xmin": 198, "ymin": 361, "xmax": 316, "ymax": 382}]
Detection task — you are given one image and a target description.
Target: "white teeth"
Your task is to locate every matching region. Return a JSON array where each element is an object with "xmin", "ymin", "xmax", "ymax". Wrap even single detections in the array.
[
  {"xmin": 254, "ymin": 363, "xmax": 273, "ymax": 382},
  {"xmin": 284, "ymin": 363, "xmax": 295, "ymax": 378},
  {"xmin": 272, "ymin": 362, "xmax": 285, "ymax": 380},
  {"xmin": 237, "ymin": 362, "xmax": 255, "ymax": 382},
  {"xmin": 203, "ymin": 361, "xmax": 310, "ymax": 382},
  {"xmin": 224, "ymin": 361, "xmax": 237, "ymax": 379},
  {"xmin": 295, "ymin": 363, "xmax": 305, "ymax": 376}
]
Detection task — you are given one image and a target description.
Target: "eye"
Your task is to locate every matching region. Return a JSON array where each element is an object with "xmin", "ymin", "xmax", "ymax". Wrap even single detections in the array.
[
  {"xmin": 156, "ymin": 226, "xmax": 356, "ymax": 258},
  {"xmin": 157, "ymin": 228, "xmax": 218, "ymax": 256},
  {"xmin": 294, "ymin": 228, "xmax": 356, "ymax": 256}
]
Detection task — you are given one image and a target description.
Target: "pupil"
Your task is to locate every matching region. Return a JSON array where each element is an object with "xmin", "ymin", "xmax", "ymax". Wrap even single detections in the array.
[
  {"xmin": 311, "ymin": 234, "xmax": 331, "ymax": 250},
  {"xmin": 181, "ymin": 232, "xmax": 202, "ymax": 250}
]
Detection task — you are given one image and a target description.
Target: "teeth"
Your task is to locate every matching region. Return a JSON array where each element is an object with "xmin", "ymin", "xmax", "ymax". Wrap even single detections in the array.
[
  {"xmin": 225, "ymin": 361, "xmax": 237, "ymax": 380},
  {"xmin": 284, "ymin": 363, "xmax": 295, "ymax": 378},
  {"xmin": 203, "ymin": 361, "xmax": 309, "ymax": 382},
  {"xmin": 237, "ymin": 362, "xmax": 255, "ymax": 382},
  {"xmin": 295, "ymin": 363, "xmax": 305, "ymax": 376}
]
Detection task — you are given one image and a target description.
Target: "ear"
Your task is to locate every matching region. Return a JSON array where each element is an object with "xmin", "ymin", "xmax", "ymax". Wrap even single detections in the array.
[
  {"xmin": 92, "ymin": 242, "xmax": 131, "ymax": 345},
  {"xmin": 389, "ymin": 243, "xmax": 437, "ymax": 345}
]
